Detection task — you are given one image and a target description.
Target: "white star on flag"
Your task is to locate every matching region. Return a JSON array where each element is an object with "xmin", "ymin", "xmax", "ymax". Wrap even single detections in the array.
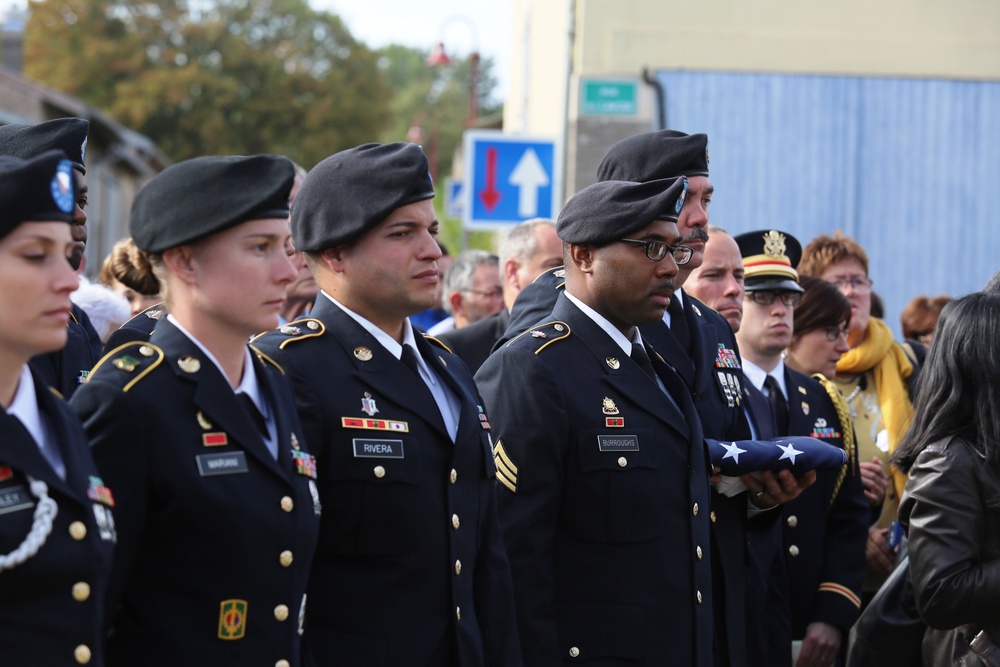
[
  {"xmin": 776, "ymin": 441, "xmax": 804, "ymax": 464},
  {"xmin": 721, "ymin": 442, "xmax": 747, "ymax": 463}
]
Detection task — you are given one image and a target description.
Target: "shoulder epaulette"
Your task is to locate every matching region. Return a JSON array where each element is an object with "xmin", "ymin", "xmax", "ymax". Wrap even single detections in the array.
[
  {"xmin": 814, "ymin": 372, "xmax": 855, "ymax": 506},
  {"xmin": 532, "ymin": 266, "xmax": 566, "ymax": 289},
  {"xmin": 48, "ymin": 387, "xmax": 64, "ymax": 400},
  {"xmin": 423, "ymin": 335, "xmax": 452, "ymax": 354},
  {"xmin": 252, "ymin": 318, "xmax": 325, "ymax": 349},
  {"xmin": 250, "ymin": 346, "xmax": 285, "ymax": 374},
  {"xmin": 89, "ymin": 341, "xmax": 165, "ymax": 393},
  {"xmin": 505, "ymin": 320, "xmax": 571, "ymax": 354}
]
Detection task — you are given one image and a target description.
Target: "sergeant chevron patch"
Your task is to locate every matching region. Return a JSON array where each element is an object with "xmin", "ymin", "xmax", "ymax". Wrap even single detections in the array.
[{"xmin": 493, "ymin": 440, "xmax": 518, "ymax": 493}]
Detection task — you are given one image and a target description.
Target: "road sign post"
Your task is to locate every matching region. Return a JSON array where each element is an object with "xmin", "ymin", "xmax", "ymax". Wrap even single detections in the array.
[{"xmin": 462, "ymin": 130, "xmax": 560, "ymax": 231}]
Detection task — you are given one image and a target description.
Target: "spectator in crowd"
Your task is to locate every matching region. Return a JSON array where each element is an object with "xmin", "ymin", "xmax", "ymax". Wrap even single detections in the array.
[
  {"xmin": 278, "ymin": 245, "xmax": 318, "ymax": 326},
  {"xmin": 900, "ymin": 295, "xmax": 951, "ymax": 346},
  {"xmin": 99, "ymin": 237, "xmax": 163, "ymax": 317},
  {"xmin": 799, "ymin": 232, "xmax": 919, "ymax": 602},
  {"xmin": 682, "ymin": 225, "xmax": 744, "ymax": 332},
  {"xmin": 893, "ymin": 292, "xmax": 1000, "ymax": 664},
  {"xmin": 427, "ymin": 249, "xmax": 503, "ymax": 336},
  {"xmin": 410, "ymin": 241, "xmax": 452, "ymax": 332}
]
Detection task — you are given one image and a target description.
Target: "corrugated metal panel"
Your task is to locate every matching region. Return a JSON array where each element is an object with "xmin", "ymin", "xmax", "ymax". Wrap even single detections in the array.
[{"xmin": 656, "ymin": 70, "xmax": 1000, "ymax": 335}]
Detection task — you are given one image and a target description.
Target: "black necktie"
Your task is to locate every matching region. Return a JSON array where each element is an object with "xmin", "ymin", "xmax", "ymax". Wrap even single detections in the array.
[
  {"xmin": 238, "ymin": 393, "xmax": 268, "ymax": 438},
  {"xmin": 764, "ymin": 375, "xmax": 789, "ymax": 435},
  {"xmin": 668, "ymin": 297, "xmax": 692, "ymax": 354},
  {"xmin": 401, "ymin": 344, "xmax": 421, "ymax": 377},
  {"xmin": 631, "ymin": 343, "xmax": 658, "ymax": 383}
]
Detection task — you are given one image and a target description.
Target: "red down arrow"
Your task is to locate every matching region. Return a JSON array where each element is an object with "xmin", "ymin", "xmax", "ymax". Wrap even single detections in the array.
[{"xmin": 479, "ymin": 147, "xmax": 501, "ymax": 211}]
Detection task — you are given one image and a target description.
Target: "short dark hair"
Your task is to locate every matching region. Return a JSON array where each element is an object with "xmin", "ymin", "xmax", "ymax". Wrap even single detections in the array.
[{"xmin": 792, "ymin": 275, "xmax": 851, "ymax": 339}]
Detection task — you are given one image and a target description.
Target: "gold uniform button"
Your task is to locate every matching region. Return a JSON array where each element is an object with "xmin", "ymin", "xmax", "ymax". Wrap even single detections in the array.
[
  {"xmin": 279, "ymin": 550, "xmax": 293, "ymax": 567},
  {"xmin": 280, "ymin": 496, "xmax": 293, "ymax": 512},
  {"xmin": 697, "ymin": 590, "xmax": 703, "ymax": 604},
  {"xmin": 692, "ymin": 503, "xmax": 699, "ymax": 516},
  {"xmin": 72, "ymin": 582, "xmax": 91, "ymax": 602},
  {"xmin": 787, "ymin": 515, "xmax": 798, "ymax": 528},
  {"xmin": 69, "ymin": 521, "xmax": 87, "ymax": 540},
  {"xmin": 696, "ymin": 546, "xmax": 703, "ymax": 560},
  {"xmin": 456, "ymin": 606, "xmax": 461, "ymax": 620},
  {"xmin": 569, "ymin": 646, "xmax": 581, "ymax": 658},
  {"xmin": 710, "ymin": 511, "xmax": 717, "ymax": 523},
  {"xmin": 617, "ymin": 456, "xmax": 627, "ymax": 468},
  {"xmin": 74, "ymin": 644, "xmax": 91, "ymax": 664},
  {"xmin": 450, "ymin": 469, "xmax": 458, "ymax": 484},
  {"xmin": 452, "ymin": 514, "xmax": 460, "ymax": 530},
  {"xmin": 789, "ymin": 545, "xmax": 800, "ymax": 557},
  {"xmin": 455, "ymin": 560, "xmax": 462, "ymax": 575},
  {"xmin": 374, "ymin": 466, "xmax": 386, "ymax": 479},
  {"xmin": 274, "ymin": 604, "xmax": 289, "ymax": 621},
  {"xmin": 276, "ymin": 661, "xmax": 291, "ymax": 667}
]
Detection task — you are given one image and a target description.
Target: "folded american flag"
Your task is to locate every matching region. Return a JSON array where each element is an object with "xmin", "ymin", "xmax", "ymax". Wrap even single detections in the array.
[{"xmin": 706, "ymin": 436, "xmax": 846, "ymax": 475}]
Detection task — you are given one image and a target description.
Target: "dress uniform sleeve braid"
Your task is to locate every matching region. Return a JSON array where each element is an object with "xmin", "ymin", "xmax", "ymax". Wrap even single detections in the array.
[
  {"xmin": 815, "ymin": 373, "xmax": 854, "ymax": 507},
  {"xmin": 0, "ymin": 477, "xmax": 58, "ymax": 571}
]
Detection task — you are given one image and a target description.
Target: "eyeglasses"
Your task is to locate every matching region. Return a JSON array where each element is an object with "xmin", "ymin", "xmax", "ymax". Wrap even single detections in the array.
[
  {"xmin": 463, "ymin": 287, "xmax": 504, "ymax": 299},
  {"xmin": 745, "ymin": 290, "xmax": 802, "ymax": 307},
  {"xmin": 828, "ymin": 277, "xmax": 873, "ymax": 294},
  {"xmin": 619, "ymin": 238, "xmax": 694, "ymax": 265},
  {"xmin": 822, "ymin": 326, "xmax": 850, "ymax": 341}
]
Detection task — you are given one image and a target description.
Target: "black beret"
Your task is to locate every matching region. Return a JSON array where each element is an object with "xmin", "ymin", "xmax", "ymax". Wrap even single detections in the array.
[
  {"xmin": 557, "ymin": 177, "xmax": 688, "ymax": 245},
  {"xmin": 0, "ymin": 151, "xmax": 77, "ymax": 238},
  {"xmin": 735, "ymin": 229, "xmax": 804, "ymax": 293},
  {"xmin": 0, "ymin": 117, "xmax": 89, "ymax": 174},
  {"xmin": 130, "ymin": 154, "xmax": 294, "ymax": 253},
  {"xmin": 291, "ymin": 142, "xmax": 435, "ymax": 252},
  {"xmin": 596, "ymin": 129, "xmax": 709, "ymax": 182}
]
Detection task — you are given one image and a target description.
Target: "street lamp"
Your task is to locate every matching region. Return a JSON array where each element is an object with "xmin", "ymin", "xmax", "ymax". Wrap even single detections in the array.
[{"xmin": 425, "ymin": 17, "xmax": 480, "ymax": 126}]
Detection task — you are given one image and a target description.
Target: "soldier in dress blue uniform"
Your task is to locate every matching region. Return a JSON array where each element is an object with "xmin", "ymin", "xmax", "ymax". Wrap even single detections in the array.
[
  {"xmin": 500, "ymin": 131, "xmax": 813, "ymax": 667},
  {"xmin": 476, "ymin": 177, "xmax": 715, "ymax": 666},
  {"xmin": 251, "ymin": 143, "xmax": 522, "ymax": 667},
  {"xmin": 0, "ymin": 151, "xmax": 115, "ymax": 667},
  {"xmin": 70, "ymin": 155, "xmax": 320, "ymax": 667},
  {"xmin": 0, "ymin": 118, "xmax": 103, "ymax": 397},
  {"xmin": 734, "ymin": 230, "xmax": 869, "ymax": 667}
]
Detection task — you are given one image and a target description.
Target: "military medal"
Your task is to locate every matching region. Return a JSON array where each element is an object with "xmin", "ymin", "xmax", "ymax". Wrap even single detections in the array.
[
  {"xmin": 292, "ymin": 450, "xmax": 317, "ymax": 479},
  {"xmin": 87, "ymin": 475, "xmax": 115, "ymax": 507}
]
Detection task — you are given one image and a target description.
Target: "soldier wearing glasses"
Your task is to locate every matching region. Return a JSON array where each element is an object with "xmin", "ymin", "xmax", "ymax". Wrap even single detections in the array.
[
  {"xmin": 476, "ymin": 177, "xmax": 715, "ymax": 666},
  {"xmin": 734, "ymin": 230, "xmax": 868, "ymax": 667}
]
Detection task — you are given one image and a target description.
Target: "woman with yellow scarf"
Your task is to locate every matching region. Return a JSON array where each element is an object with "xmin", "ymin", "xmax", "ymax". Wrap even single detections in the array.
[{"xmin": 799, "ymin": 233, "xmax": 920, "ymax": 605}]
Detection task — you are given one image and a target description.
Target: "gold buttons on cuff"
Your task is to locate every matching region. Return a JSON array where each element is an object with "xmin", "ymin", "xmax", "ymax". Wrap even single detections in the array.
[
  {"xmin": 569, "ymin": 647, "xmax": 581, "ymax": 658},
  {"xmin": 697, "ymin": 590, "xmax": 703, "ymax": 604},
  {"xmin": 374, "ymin": 466, "xmax": 386, "ymax": 479},
  {"xmin": 455, "ymin": 560, "xmax": 462, "ymax": 575},
  {"xmin": 276, "ymin": 660, "xmax": 291, "ymax": 667},
  {"xmin": 789, "ymin": 545, "xmax": 800, "ymax": 557},
  {"xmin": 692, "ymin": 503, "xmax": 699, "ymax": 516},
  {"xmin": 69, "ymin": 521, "xmax": 87, "ymax": 540},
  {"xmin": 710, "ymin": 511, "xmax": 717, "ymax": 523},
  {"xmin": 280, "ymin": 496, "xmax": 294, "ymax": 512},
  {"xmin": 74, "ymin": 644, "xmax": 91, "ymax": 664},
  {"xmin": 787, "ymin": 515, "xmax": 798, "ymax": 528},
  {"xmin": 279, "ymin": 550, "xmax": 293, "ymax": 567},
  {"xmin": 452, "ymin": 514, "xmax": 460, "ymax": 530},
  {"xmin": 617, "ymin": 457, "xmax": 627, "ymax": 468},
  {"xmin": 696, "ymin": 546, "xmax": 703, "ymax": 560},
  {"xmin": 72, "ymin": 582, "xmax": 91, "ymax": 602},
  {"xmin": 456, "ymin": 606, "xmax": 461, "ymax": 620},
  {"xmin": 450, "ymin": 469, "xmax": 458, "ymax": 484},
  {"xmin": 274, "ymin": 604, "xmax": 289, "ymax": 621}
]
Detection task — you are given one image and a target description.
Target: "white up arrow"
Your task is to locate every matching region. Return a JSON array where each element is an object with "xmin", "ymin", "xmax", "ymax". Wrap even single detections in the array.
[{"xmin": 508, "ymin": 149, "xmax": 550, "ymax": 218}]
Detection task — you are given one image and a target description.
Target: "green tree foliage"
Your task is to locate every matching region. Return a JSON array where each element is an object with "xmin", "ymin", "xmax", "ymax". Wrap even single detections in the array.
[
  {"xmin": 24, "ymin": 0, "xmax": 392, "ymax": 166},
  {"xmin": 375, "ymin": 44, "xmax": 501, "ymax": 181}
]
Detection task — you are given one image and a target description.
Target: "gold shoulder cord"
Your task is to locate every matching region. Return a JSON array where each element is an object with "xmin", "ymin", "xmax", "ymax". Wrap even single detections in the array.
[{"xmin": 815, "ymin": 373, "xmax": 855, "ymax": 507}]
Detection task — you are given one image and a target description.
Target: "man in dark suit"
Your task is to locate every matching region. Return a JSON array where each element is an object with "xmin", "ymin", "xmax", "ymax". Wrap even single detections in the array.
[
  {"xmin": 0, "ymin": 118, "xmax": 102, "ymax": 396},
  {"xmin": 439, "ymin": 218, "xmax": 561, "ymax": 373},
  {"xmin": 252, "ymin": 143, "xmax": 521, "ymax": 667},
  {"xmin": 734, "ymin": 229, "xmax": 869, "ymax": 667},
  {"xmin": 477, "ymin": 177, "xmax": 715, "ymax": 666}
]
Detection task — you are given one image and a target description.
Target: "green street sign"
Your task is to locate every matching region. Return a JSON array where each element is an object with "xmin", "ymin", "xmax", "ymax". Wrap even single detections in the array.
[{"xmin": 580, "ymin": 79, "xmax": 638, "ymax": 116}]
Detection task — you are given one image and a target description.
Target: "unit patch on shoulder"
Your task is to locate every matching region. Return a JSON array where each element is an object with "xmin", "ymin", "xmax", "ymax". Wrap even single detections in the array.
[{"xmin": 218, "ymin": 599, "xmax": 248, "ymax": 640}]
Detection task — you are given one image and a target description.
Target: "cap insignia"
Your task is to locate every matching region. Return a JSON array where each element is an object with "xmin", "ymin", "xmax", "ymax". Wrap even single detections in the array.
[{"xmin": 763, "ymin": 230, "xmax": 787, "ymax": 259}]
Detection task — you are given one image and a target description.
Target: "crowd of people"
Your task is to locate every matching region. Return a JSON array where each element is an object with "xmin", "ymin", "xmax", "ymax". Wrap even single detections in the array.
[{"xmin": 1, "ymin": 117, "xmax": 998, "ymax": 667}]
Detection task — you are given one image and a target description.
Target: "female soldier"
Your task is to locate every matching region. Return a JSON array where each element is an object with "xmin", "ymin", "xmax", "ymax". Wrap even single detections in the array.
[
  {"xmin": 0, "ymin": 151, "xmax": 115, "ymax": 666},
  {"xmin": 71, "ymin": 155, "xmax": 320, "ymax": 667}
]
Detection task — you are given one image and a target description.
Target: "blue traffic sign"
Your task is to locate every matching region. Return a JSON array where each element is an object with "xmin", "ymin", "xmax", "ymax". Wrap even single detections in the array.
[
  {"xmin": 444, "ymin": 177, "xmax": 463, "ymax": 218},
  {"xmin": 462, "ymin": 130, "xmax": 560, "ymax": 230}
]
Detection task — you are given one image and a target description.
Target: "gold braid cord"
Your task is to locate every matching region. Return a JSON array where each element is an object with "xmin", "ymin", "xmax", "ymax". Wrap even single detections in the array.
[{"xmin": 814, "ymin": 373, "xmax": 855, "ymax": 507}]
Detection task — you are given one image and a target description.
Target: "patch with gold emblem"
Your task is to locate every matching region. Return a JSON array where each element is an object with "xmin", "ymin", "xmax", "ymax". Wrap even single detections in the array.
[
  {"xmin": 112, "ymin": 355, "xmax": 141, "ymax": 372},
  {"xmin": 218, "ymin": 599, "xmax": 248, "ymax": 640}
]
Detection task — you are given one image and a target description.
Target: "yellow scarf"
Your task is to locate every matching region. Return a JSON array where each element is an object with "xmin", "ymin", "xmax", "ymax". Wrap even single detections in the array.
[{"xmin": 836, "ymin": 317, "xmax": 914, "ymax": 498}]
